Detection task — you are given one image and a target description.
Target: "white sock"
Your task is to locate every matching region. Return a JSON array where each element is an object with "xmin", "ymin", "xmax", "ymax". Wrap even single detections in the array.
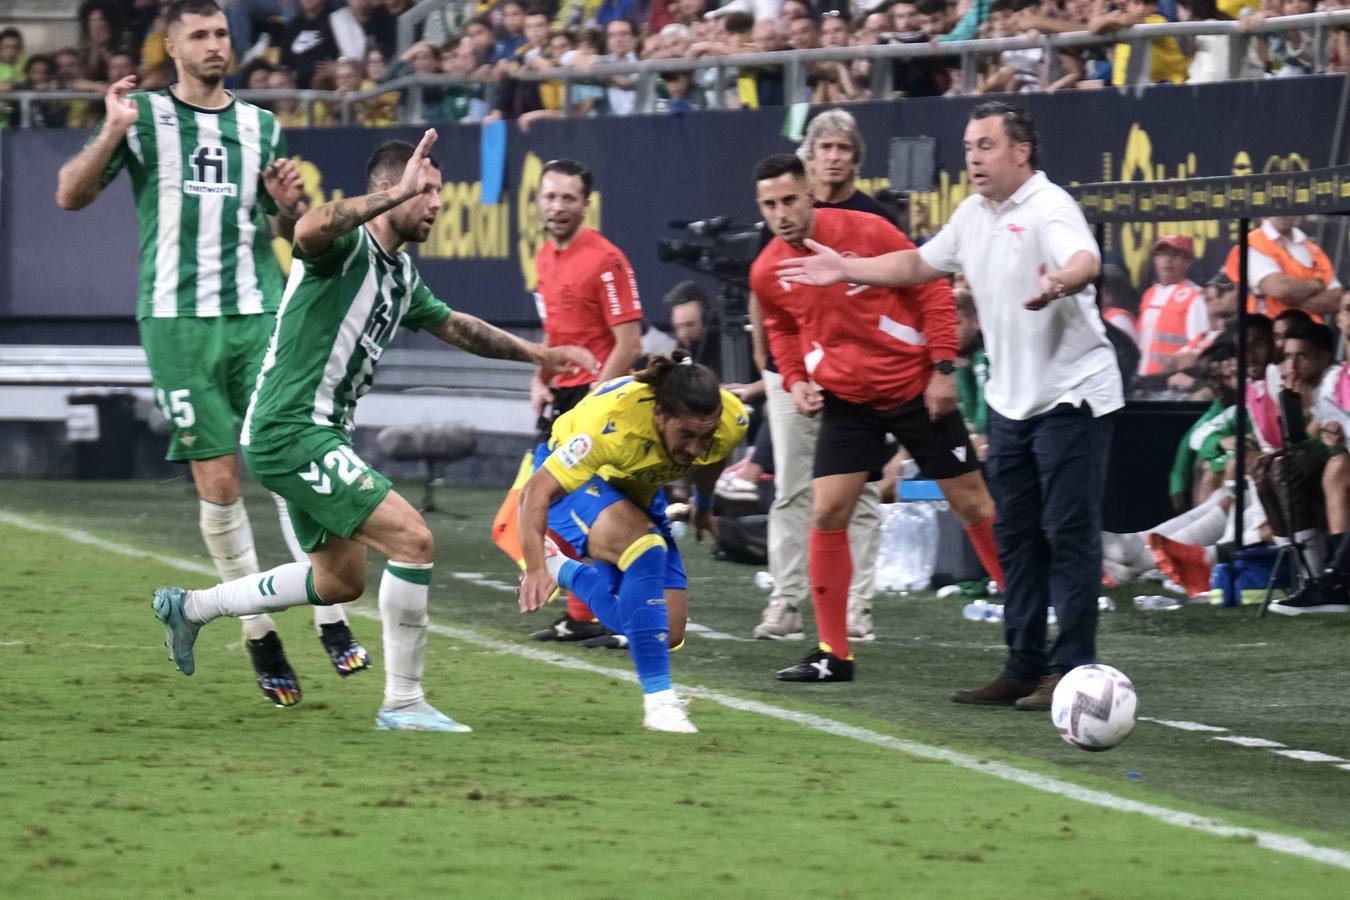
[
  {"xmin": 1152, "ymin": 486, "xmax": 1230, "ymax": 541},
  {"xmin": 380, "ymin": 561, "xmax": 432, "ymax": 710},
  {"xmin": 184, "ymin": 562, "xmax": 314, "ymax": 624},
  {"xmin": 270, "ymin": 492, "xmax": 348, "ymax": 630},
  {"xmin": 1165, "ymin": 504, "xmax": 1230, "ymax": 547},
  {"xmin": 199, "ymin": 498, "xmax": 276, "ymax": 640},
  {"xmin": 643, "ymin": 688, "xmax": 678, "ymax": 710}
]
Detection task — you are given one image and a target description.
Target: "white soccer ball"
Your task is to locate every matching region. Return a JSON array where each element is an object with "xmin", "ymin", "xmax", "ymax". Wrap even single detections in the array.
[{"xmin": 1051, "ymin": 664, "xmax": 1138, "ymax": 752}]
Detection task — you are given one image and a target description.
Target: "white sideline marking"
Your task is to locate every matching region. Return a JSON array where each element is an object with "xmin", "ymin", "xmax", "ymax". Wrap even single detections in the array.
[
  {"xmin": 1273, "ymin": 750, "xmax": 1349, "ymax": 764},
  {"xmin": 1215, "ymin": 736, "xmax": 1287, "ymax": 749},
  {"xmin": 6, "ymin": 509, "xmax": 1350, "ymax": 873},
  {"xmin": 1139, "ymin": 718, "xmax": 1229, "ymax": 733}
]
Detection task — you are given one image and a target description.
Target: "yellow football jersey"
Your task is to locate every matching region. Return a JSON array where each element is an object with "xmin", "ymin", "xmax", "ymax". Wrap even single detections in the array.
[{"xmin": 542, "ymin": 377, "xmax": 749, "ymax": 508}]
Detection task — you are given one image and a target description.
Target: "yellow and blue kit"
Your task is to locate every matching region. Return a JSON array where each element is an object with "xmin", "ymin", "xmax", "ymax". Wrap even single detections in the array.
[{"xmin": 532, "ymin": 375, "xmax": 749, "ymax": 589}]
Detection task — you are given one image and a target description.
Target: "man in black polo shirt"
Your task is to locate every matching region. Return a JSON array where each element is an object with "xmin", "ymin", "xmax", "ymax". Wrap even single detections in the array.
[{"xmin": 750, "ymin": 109, "xmax": 892, "ymax": 643}]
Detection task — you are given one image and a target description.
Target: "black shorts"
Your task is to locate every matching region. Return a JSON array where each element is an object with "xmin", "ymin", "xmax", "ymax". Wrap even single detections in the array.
[
  {"xmin": 815, "ymin": 391, "xmax": 979, "ymax": 481},
  {"xmin": 535, "ymin": 384, "xmax": 593, "ymax": 442}
]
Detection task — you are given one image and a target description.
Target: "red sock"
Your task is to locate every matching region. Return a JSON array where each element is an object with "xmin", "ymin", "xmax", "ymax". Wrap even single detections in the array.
[
  {"xmin": 566, "ymin": 592, "xmax": 595, "ymax": 622},
  {"xmin": 964, "ymin": 516, "xmax": 1005, "ymax": 592},
  {"xmin": 809, "ymin": 527, "xmax": 852, "ymax": 659}
]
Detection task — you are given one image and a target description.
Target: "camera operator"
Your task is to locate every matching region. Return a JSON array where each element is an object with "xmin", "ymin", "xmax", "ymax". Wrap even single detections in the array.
[{"xmin": 663, "ymin": 280, "xmax": 723, "ymax": 378}]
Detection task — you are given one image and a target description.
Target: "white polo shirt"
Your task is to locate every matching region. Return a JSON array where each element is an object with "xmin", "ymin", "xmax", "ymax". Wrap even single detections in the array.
[{"xmin": 919, "ymin": 170, "xmax": 1123, "ymax": 421}]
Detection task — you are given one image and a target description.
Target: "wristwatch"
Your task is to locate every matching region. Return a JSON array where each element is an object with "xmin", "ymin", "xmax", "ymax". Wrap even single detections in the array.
[{"xmin": 934, "ymin": 360, "xmax": 956, "ymax": 376}]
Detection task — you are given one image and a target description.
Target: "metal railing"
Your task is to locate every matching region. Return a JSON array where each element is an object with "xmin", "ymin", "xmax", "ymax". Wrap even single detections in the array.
[{"xmin": 2, "ymin": 11, "xmax": 1347, "ymax": 127}]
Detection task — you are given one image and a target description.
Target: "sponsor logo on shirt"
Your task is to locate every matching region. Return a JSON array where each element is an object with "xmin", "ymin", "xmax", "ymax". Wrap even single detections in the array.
[
  {"xmin": 600, "ymin": 270, "xmax": 621, "ymax": 317},
  {"xmin": 557, "ymin": 433, "xmax": 593, "ymax": 468},
  {"xmin": 184, "ymin": 145, "xmax": 237, "ymax": 197},
  {"xmin": 602, "ymin": 420, "xmax": 617, "ymax": 435},
  {"xmin": 1007, "ymin": 223, "xmax": 1026, "ymax": 238}
]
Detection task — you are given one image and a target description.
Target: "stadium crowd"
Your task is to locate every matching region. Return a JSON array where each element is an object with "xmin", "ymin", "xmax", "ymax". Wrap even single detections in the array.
[{"xmin": 2, "ymin": 0, "xmax": 1349, "ymax": 128}]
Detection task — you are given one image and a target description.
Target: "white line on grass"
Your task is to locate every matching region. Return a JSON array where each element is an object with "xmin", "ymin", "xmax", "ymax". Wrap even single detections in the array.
[{"xmin": 6, "ymin": 509, "xmax": 1350, "ymax": 872}]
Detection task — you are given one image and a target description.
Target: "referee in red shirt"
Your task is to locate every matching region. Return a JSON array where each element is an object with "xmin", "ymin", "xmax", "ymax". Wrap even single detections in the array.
[
  {"xmin": 527, "ymin": 158, "xmax": 644, "ymax": 642},
  {"xmin": 532, "ymin": 158, "xmax": 644, "ymax": 432},
  {"xmin": 750, "ymin": 153, "xmax": 1004, "ymax": 682}
]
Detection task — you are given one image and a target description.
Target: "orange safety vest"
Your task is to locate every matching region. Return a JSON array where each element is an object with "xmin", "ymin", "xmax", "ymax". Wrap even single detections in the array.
[
  {"xmin": 1224, "ymin": 228, "xmax": 1336, "ymax": 319},
  {"xmin": 1139, "ymin": 282, "xmax": 1203, "ymax": 375}
]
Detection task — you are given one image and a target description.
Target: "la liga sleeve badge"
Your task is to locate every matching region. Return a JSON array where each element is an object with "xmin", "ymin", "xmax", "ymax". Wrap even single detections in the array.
[{"xmin": 557, "ymin": 434, "xmax": 594, "ymax": 468}]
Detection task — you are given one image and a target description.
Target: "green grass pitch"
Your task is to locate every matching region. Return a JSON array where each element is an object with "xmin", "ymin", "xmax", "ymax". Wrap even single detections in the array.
[{"xmin": 3, "ymin": 478, "xmax": 1350, "ymax": 898}]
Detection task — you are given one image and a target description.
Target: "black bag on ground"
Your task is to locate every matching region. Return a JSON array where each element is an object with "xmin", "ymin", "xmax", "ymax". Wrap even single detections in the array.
[{"xmin": 715, "ymin": 514, "xmax": 768, "ymax": 565}]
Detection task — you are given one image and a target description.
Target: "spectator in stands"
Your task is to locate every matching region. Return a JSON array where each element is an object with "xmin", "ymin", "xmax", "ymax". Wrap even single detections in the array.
[
  {"xmin": 664, "ymin": 280, "xmax": 723, "ymax": 376},
  {"xmin": 78, "ymin": 1, "xmax": 122, "ymax": 82},
  {"xmin": 283, "ymin": 0, "xmax": 340, "ymax": 87},
  {"xmin": 1225, "ymin": 217, "xmax": 1341, "ymax": 318},
  {"xmin": 267, "ymin": 64, "xmax": 332, "ymax": 126},
  {"xmin": 333, "ymin": 55, "xmax": 397, "ymax": 125},
  {"xmin": 603, "ymin": 18, "xmax": 641, "ymax": 115},
  {"xmin": 52, "ymin": 48, "xmax": 102, "ymax": 128},
  {"xmin": 1090, "ymin": 0, "xmax": 1190, "ymax": 84},
  {"xmin": 0, "ymin": 25, "xmax": 26, "ymax": 126},
  {"xmin": 363, "ymin": 45, "xmax": 386, "ymax": 81},
  {"xmin": 1176, "ymin": 0, "xmax": 1253, "ymax": 82},
  {"xmin": 810, "ymin": 11, "xmax": 869, "ymax": 102},
  {"xmin": 12, "ymin": 54, "xmax": 64, "ymax": 128},
  {"xmin": 558, "ymin": 28, "xmax": 607, "ymax": 114},
  {"xmin": 136, "ymin": 3, "xmax": 175, "ymax": 89},
  {"xmin": 979, "ymin": 0, "xmax": 1045, "ymax": 94},
  {"xmin": 106, "ymin": 50, "xmax": 138, "ymax": 86},
  {"xmin": 493, "ymin": 9, "xmax": 552, "ymax": 119},
  {"xmin": 239, "ymin": 57, "xmax": 274, "ymax": 88},
  {"xmin": 786, "ymin": 14, "xmax": 820, "ymax": 51},
  {"xmin": 426, "ymin": 37, "xmax": 489, "ymax": 122},
  {"xmin": 465, "ymin": 15, "xmax": 498, "ymax": 69},
  {"xmin": 330, "ymin": 0, "xmax": 397, "ymax": 61},
  {"xmin": 891, "ymin": 0, "xmax": 952, "ymax": 96},
  {"xmin": 492, "ymin": 1, "xmax": 529, "ymax": 64},
  {"xmin": 1137, "ymin": 235, "xmax": 1209, "ymax": 377},
  {"xmin": 1255, "ymin": 0, "xmax": 1317, "ymax": 76},
  {"xmin": 221, "ymin": 0, "xmax": 302, "ymax": 54}
]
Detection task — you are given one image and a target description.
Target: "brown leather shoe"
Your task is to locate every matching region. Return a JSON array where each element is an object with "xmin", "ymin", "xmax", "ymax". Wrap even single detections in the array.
[
  {"xmin": 1013, "ymin": 674, "xmax": 1063, "ymax": 711},
  {"xmin": 951, "ymin": 674, "xmax": 1039, "ymax": 706}
]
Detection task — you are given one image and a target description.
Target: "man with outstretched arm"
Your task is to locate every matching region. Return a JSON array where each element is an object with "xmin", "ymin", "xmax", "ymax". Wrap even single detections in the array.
[
  {"xmin": 152, "ymin": 130, "xmax": 597, "ymax": 731},
  {"xmin": 778, "ymin": 101, "xmax": 1120, "ymax": 710}
]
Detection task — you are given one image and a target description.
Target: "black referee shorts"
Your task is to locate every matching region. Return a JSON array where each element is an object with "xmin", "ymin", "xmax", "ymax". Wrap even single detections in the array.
[{"xmin": 814, "ymin": 391, "xmax": 979, "ymax": 482}]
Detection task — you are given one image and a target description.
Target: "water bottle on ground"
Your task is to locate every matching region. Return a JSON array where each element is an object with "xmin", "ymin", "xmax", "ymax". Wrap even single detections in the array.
[
  {"xmin": 1133, "ymin": 594, "xmax": 1182, "ymax": 611},
  {"xmin": 875, "ymin": 502, "xmax": 942, "ymax": 592}
]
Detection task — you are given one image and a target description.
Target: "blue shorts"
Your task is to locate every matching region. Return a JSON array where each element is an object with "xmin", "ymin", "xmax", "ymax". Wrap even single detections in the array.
[{"xmin": 533, "ymin": 443, "xmax": 688, "ymax": 591}]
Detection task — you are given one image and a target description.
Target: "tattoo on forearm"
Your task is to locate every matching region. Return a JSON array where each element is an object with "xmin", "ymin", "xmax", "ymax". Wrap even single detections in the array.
[
  {"xmin": 322, "ymin": 190, "xmax": 401, "ymax": 236},
  {"xmin": 445, "ymin": 316, "xmax": 532, "ymax": 362}
]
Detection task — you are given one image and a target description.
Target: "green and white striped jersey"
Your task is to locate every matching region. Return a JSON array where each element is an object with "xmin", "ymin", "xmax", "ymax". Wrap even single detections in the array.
[
  {"xmin": 242, "ymin": 226, "xmax": 452, "ymax": 460},
  {"xmin": 99, "ymin": 89, "xmax": 287, "ymax": 320}
]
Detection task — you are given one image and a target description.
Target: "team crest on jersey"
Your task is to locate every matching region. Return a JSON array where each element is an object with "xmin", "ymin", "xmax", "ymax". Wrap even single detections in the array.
[
  {"xmin": 557, "ymin": 434, "xmax": 593, "ymax": 468},
  {"xmin": 358, "ymin": 474, "xmax": 375, "ymax": 492},
  {"xmin": 184, "ymin": 145, "xmax": 237, "ymax": 197}
]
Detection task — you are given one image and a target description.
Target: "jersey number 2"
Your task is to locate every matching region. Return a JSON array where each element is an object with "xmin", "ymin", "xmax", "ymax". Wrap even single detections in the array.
[{"xmin": 323, "ymin": 445, "xmax": 367, "ymax": 485}]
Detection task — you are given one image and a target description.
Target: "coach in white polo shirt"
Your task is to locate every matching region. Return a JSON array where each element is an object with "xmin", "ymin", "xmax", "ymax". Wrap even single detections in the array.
[{"xmin": 777, "ymin": 101, "xmax": 1121, "ymax": 711}]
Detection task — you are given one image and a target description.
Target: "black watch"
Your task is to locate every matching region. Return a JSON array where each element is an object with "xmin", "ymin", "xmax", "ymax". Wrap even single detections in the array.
[{"xmin": 933, "ymin": 360, "xmax": 956, "ymax": 376}]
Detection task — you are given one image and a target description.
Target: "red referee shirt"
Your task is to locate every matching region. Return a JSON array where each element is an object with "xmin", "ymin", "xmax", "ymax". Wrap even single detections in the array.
[
  {"xmin": 750, "ymin": 207, "xmax": 958, "ymax": 409},
  {"xmin": 536, "ymin": 228, "xmax": 643, "ymax": 388}
]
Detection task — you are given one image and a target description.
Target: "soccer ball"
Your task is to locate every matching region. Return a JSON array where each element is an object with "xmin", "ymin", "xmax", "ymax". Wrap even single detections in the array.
[{"xmin": 1051, "ymin": 664, "xmax": 1138, "ymax": 752}]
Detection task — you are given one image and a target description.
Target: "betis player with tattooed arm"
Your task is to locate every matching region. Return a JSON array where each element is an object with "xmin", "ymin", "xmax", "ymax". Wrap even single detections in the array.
[
  {"xmin": 517, "ymin": 356, "xmax": 748, "ymax": 732},
  {"xmin": 151, "ymin": 130, "xmax": 598, "ymax": 732},
  {"xmin": 55, "ymin": 0, "xmax": 372, "ymax": 708}
]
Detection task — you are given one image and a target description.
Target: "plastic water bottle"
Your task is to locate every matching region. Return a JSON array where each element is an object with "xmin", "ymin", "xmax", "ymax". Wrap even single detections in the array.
[
  {"xmin": 962, "ymin": 600, "xmax": 1004, "ymax": 622},
  {"xmin": 936, "ymin": 584, "xmax": 962, "ymax": 600},
  {"xmin": 754, "ymin": 571, "xmax": 774, "ymax": 591},
  {"xmin": 1133, "ymin": 594, "xmax": 1182, "ymax": 611},
  {"xmin": 669, "ymin": 520, "xmax": 687, "ymax": 539},
  {"xmin": 1098, "ymin": 596, "xmax": 1116, "ymax": 612},
  {"xmin": 875, "ymin": 502, "xmax": 942, "ymax": 592}
]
